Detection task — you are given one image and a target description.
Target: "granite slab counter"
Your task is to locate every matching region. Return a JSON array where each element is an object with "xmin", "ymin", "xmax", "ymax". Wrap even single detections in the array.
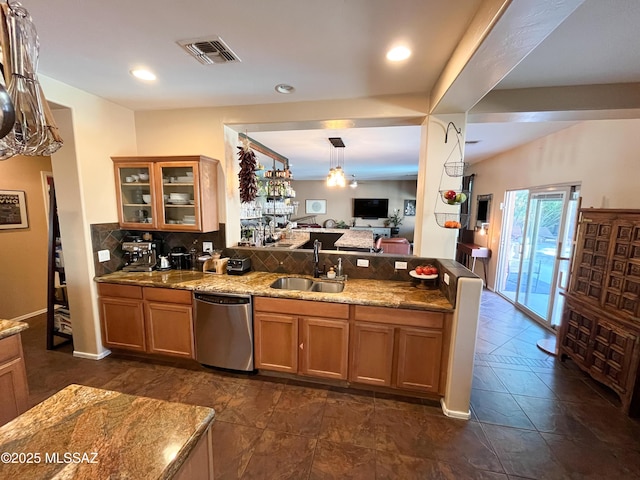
[
  {"xmin": 0, "ymin": 384, "xmax": 215, "ymax": 480},
  {"xmin": 95, "ymin": 270, "xmax": 453, "ymax": 312},
  {"xmin": 0, "ymin": 319, "xmax": 29, "ymax": 340}
]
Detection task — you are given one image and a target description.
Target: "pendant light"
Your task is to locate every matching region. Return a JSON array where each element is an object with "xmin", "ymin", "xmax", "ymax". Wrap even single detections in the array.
[
  {"xmin": 349, "ymin": 175, "xmax": 358, "ymax": 188},
  {"xmin": 326, "ymin": 137, "xmax": 346, "ymax": 188}
]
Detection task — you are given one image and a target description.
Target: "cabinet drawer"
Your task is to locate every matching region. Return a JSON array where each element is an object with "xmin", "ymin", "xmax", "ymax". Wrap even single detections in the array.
[
  {"xmin": 354, "ymin": 305, "xmax": 444, "ymax": 329},
  {"xmin": 0, "ymin": 335, "xmax": 21, "ymax": 365},
  {"xmin": 254, "ymin": 297, "xmax": 349, "ymax": 319},
  {"xmin": 98, "ymin": 283, "xmax": 142, "ymax": 299},
  {"xmin": 144, "ymin": 287, "xmax": 192, "ymax": 305}
]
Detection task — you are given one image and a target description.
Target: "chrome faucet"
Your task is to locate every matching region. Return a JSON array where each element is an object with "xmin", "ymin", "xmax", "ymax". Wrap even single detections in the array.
[{"xmin": 313, "ymin": 239, "xmax": 321, "ymax": 278}]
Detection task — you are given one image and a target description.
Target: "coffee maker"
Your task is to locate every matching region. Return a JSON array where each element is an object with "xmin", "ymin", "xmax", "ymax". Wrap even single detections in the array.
[{"xmin": 122, "ymin": 241, "xmax": 158, "ymax": 272}]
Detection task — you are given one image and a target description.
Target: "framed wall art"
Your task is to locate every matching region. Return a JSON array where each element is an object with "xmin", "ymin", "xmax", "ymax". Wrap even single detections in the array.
[
  {"xmin": 305, "ymin": 199, "xmax": 327, "ymax": 215},
  {"xmin": 0, "ymin": 190, "xmax": 29, "ymax": 229},
  {"xmin": 404, "ymin": 199, "xmax": 416, "ymax": 216}
]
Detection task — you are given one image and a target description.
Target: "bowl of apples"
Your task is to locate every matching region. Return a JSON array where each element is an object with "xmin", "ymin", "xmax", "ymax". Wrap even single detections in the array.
[
  {"xmin": 410, "ymin": 264, "xmax": 439, "ymax": 280},
  {"xmin": 439, "ymin": 189, "xmax": 468, "ymax": 205}
]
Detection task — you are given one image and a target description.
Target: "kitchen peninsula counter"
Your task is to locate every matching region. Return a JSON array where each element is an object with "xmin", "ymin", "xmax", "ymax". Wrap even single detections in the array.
[
  {"xmin": 95, "ymin": 270, "xmax": 453, "ymax": 312},
  {"xmin": 0, "ymin": 319, "xmax": 28, "ymax": 340},
  {"xmin": 0, "ymin": 384, "xmax": 215, "ymax": 479}
]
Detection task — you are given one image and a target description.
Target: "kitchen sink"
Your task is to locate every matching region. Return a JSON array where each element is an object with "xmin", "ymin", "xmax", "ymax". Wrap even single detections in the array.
[
  {"xmin": 270, "ymin": 277, "xmax": 344, "ymax": 293},
  {"xmin": 270, "ymin": 277, "xmax": 314, "ymax": 291},
  {"xmin": 310, "ymin": 281, "xmax": 345, "ymax": 293}
]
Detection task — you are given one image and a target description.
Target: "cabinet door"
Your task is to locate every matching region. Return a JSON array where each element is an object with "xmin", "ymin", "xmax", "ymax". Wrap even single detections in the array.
[
  {"xmin": 396, "ymin": 327, "xmax": 443, "ymax": 393},
  {"xmin": 157, "ymin": 161, "xmax": 201, "ymax": 231},
  {"xmin": 145, "ymin": 302, "xmax": 194, "ymax": 359},
  {"xmin": 350, "ymin": 322, "xmax": 394, "ymax": 386},
  {"xmin": 587, "ymin": 318, "xmax": 637, "ymax": 392},
  {"xmin": 99, "ymin": 297, "xmax": 146, "ymax": 352},
  {"xmin": 254, "ymin": 312, "xmax": 298, "ymax": 373},
  {"xmin": 0, "ymin": 335, "xmax": 29, "ymax": 426},
  {"xmin": 113, "ymin": 162, "xmax": 157, "ymax": 229},
  {"xmin": 300, "ymin": 317, "xmax": 349, "ymax": 380}
]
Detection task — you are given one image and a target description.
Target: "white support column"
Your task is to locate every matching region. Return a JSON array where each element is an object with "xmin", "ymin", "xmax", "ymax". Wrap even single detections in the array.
[
  {"xmin": 414, "ymin": 113, "xmax": 467, "ymax": 259},
  {"xmin": 441, "ymin": 276, "xmax": 483, "ymax": 419}
]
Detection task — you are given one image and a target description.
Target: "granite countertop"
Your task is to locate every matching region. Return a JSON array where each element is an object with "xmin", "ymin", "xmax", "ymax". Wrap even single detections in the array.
[
  {"xmin": 0, "ymin": 319, "xmax": 29, "ymax": 340},
  {"xmin": 0, "ymin": 384, "xmax": 215, "ymax": 480},
  {"xmin": 96, "ymin": 270, "xmax": 453, "ymax": 312}
]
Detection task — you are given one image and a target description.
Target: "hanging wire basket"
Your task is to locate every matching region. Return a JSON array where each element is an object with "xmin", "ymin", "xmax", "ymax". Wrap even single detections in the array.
[
  {"xmin": 443, "ymin": 161, "xmax": 468, "ymax": 177},
  {"xmin": 434, "ymin": 212, "xmax": 470, "ymax": 229},
  {"xmin": 439, "ymin": 189, "xmax": 469, "ymax": 205}
]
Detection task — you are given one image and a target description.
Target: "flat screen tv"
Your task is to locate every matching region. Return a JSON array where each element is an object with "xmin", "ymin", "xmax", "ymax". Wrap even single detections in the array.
[{"xmin": 353, "ymin": 198, "xmax": 389, "ymax": 219}]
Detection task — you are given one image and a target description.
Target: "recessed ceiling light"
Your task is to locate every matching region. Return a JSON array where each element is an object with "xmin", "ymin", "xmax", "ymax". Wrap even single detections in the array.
[
  {"xmin": 130, "ymin": 69, "xmax": 156, "ymax": 81},
  {"xmin": 275, "ymin": 84, "xmax": 295, "ymax": 94},
  {"xmin": 386, "ymin": 46, "xmax": 411, "ymax": 62}
]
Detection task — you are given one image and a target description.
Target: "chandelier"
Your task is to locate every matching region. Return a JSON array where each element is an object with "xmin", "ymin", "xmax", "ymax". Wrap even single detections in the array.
[{"xmin": 326, "ymin": 137, "xmax": 346, "ymax": 188}]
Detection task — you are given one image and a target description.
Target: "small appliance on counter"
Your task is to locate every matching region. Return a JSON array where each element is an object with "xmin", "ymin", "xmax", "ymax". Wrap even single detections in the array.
[
  {"xmin": 227, "ymin": 257, "xmax": 251, "ymax": 275},
  {"xmin": 169, "ymin": 246, "xmax": 190, "ymax": 270},
  {"xmin": 122, "ymin": 241, "xmax": 158, "ymax": 272},
  {"xmin": 203, "ymin": 257, "xmax": 229, "ymax": 275}
]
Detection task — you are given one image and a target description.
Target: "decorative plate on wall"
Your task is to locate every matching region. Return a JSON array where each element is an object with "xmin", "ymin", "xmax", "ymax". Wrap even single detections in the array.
[{"xmin": 305, "ymin": 199, "xmax": 326, "ymax": 214}]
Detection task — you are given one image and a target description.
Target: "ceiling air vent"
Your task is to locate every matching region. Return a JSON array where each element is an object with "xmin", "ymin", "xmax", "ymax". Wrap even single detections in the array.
[{"xmin": 178, "ymin": 36, "xmax": 241, "ymax": 65}]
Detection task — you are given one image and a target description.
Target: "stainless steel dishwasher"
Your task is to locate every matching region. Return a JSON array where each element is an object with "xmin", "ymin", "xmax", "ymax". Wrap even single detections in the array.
[{"xmin": 194, "ymin": 292, "xmax": 254, "ymax": 371}]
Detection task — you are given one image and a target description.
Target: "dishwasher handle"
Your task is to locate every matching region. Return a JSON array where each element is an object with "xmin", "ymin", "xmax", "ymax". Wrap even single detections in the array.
[{"xmin": 194, "ymin": 292, "xmax": 251, "ymax": 305}]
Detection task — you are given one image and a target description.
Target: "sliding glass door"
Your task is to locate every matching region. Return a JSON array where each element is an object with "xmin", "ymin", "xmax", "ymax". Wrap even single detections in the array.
[{"xmin": 497, "ymin": 185, "xmax": 579, "ymax": 328}]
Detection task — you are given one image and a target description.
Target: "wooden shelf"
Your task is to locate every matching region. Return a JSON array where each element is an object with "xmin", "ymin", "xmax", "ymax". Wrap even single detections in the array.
[{"xmin": 46, "ymin": 184, "xmax": 73, "ymax": 350}]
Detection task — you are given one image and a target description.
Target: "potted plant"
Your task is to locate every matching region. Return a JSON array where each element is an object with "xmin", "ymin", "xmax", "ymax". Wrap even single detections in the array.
[{"xmin": 385, "ymin": 209, "xmax": 403, "ymax": 236}]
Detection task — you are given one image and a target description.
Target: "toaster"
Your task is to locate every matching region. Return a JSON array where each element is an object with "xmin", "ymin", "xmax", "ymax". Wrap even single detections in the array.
[{"xmin": 227, "ymin": 257, "xmax": 251, "ymax": 275}]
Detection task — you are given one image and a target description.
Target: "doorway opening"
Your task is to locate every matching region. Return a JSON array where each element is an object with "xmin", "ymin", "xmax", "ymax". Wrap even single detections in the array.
[{"xmin": 496, "ymin": 184, "xmax": 580, "ymax": 330}]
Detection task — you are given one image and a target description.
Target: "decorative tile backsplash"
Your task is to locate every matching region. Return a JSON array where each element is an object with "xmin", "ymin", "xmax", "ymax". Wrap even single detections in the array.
[
  {"xmin": 90, "ymin": 223, "xmax": 226, "ymax": 276},
  {"xmin": 91, "ymin": 223, "xmax": 476, "ymax": 306}
]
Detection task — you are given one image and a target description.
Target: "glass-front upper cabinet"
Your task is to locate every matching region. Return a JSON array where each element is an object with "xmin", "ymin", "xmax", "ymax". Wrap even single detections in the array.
[
  {"xmin": 158, "ymin": 162, "xmax": 199, "ymax": 230},
  {"xmin": 113, "ymin": 162, "xmax": 157, "ymax": 229},
  {"xmin": 112, "ymin": 155, "xmax": 219, "ymax": 233}
]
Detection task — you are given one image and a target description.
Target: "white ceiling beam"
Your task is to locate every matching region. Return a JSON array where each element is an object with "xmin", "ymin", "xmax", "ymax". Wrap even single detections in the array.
[
  {"xmin": 430, "ymin": 0, "xmax": 585, "ymax": 115},
  {"xmin": 468, "ymin": 83, "xmax": 640, "ymax": 122}
]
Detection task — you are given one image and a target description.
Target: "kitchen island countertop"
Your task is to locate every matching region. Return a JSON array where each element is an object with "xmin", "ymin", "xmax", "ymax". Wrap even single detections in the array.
[
  {"xmin": 0, "ymin": 384, "xmax": 215, "ymax": 480},
  {"xmin": 95, "ymin": 270, "xmax": 453, "ymax": 312},
  {"xmin": 0, "ymin": 319, "xmax": 28, "ymax": 340}
]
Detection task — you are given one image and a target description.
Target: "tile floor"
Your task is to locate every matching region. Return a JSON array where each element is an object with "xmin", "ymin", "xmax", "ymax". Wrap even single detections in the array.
[{"xmin": 20, "ymin": 290, "xmax": 640, "ymax": 479}]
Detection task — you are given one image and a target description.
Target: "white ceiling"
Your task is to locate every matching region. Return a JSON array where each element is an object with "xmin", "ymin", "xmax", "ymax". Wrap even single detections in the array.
[{"xmin": 21, "ymin": 0, "xmax": 640, "ymax": 179}]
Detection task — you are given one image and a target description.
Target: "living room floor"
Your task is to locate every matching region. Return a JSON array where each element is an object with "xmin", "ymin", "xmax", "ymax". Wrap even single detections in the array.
[{"xmin": 21, "ymin": 290, "xmax": 640, "ymax": 479}]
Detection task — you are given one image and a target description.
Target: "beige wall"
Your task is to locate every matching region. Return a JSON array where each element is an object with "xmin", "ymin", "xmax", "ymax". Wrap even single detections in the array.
[
  {"xmin": 468, "ymin": 118, "xmax": 640, "ymax": 289},
  {"xmin": 0, "ymin": 155, "xmax": 52, "ymax": 319},
  {"xmin": 41, "ymin": 75, "xmax": 137, "ymax": 358},
  {"xmin": 134, "ymin": 94, "xmax": 430, "ymax": 247},
  {"xmin": 291, "ymin": 179, "xmax": 417, "ymax": 240}
]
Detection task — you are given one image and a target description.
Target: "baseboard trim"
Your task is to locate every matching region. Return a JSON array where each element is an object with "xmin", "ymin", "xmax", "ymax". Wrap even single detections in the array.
[
  {"xmin": 440, "ymin": 398, "xmax": 471, "ymax": 420},
  {"xmin": 11, "ymin": 308, "xmax": 47, "ymax": 322},
  {"xmin": 73, "ymin": 349, "xmax": 111, "ymax": 360}
]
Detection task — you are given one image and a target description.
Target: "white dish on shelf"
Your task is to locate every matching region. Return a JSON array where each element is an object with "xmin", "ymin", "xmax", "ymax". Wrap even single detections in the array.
[
  {"xmin": 169, "ymin": 192, "xmax": 190, "ymax": 199},
  {"xmin": 409, "ymin": 270, "xmax": 438, "ymax": 280},
  {"xmin": 167, "ymin": 199, "xmax": 189, "ymax": 205},
  {"xmin": 176, "ymin": 176, "xmax": 193, "ymax": 183}
]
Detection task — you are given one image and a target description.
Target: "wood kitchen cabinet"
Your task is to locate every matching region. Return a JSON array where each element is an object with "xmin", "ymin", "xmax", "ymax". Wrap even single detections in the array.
[
  {"xmin": 350, "ymin": 322, "xmax": 395, "ymax": 386},
  {"xmin": 253, "ymin": 312, "xmax": 298, "ymax": 373},
  {"xmin": 112, "ymin": 155, "xmax": 219, "ymax": 232},
  {"xmin": 98, "ymin": 284, "xmax": 146, "ymax": 352},
  {"xmin": 351, "ymin": 305, "xmax": 448, "ymax": 394},
  {"xmin": 253, "ymin": 297, "xmax": 350, "ymax": 380},
  {"xmin": 0, "ymin": 334, "xmax": 29, "ymax": 426},
  {"xmin": 98, "ymin": 283, "xmax": 194, "ymax": 359}
]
